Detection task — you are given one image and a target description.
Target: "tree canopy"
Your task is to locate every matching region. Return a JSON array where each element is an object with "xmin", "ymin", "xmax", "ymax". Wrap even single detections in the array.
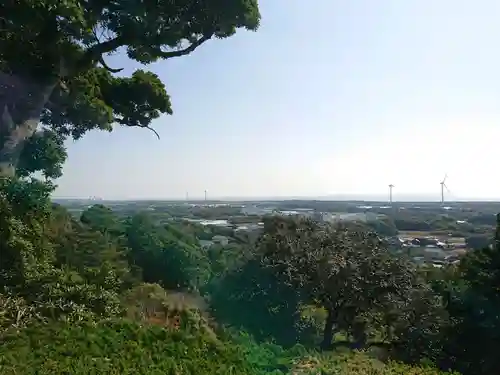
[
  {"xmin": 256, "ymin": 217, "xmax": 421, "ymax": 349},
  {"xmin": 0, "ymin": 0, "xmax": 260, "ymax": 176}
]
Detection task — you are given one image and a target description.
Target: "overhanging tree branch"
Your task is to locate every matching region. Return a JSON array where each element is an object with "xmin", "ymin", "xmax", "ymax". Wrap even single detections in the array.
[
  {"xmin": 85, "ymin": 37, "xmax": 125, "ymax": 59},
  {"xmin": 143, "ymin": 125, "xmax": 160, "ymax": 140},
  {"xmin": 98, "ymin": 57, "xmax": 123, "ymax": 73},
  {"xmin": 77, "ymin": 33, "xmax": 211, "ymax": 73},
  {"xmin": 77, "ymin": 36, "xmax": 125, "ymax": 73},
  {"xmin": 113, "ymin": 117, "xmax": 161, "ymax": 140},
  {"xmin": 157, "ymin": 34, "xmax": 212, "ymax": 59}
]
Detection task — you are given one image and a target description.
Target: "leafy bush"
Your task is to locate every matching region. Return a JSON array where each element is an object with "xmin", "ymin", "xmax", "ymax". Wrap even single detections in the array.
[
  {"xmin": 0, "ymin": 318, "xmax": 458, "ymax": 375},
  {"xmin": 0, "ymin": 320, "xmax": 256, "ymax": 375},
  {"xmin": 297, "ymin": 352, "xmax": 460, "ymax": 374}
]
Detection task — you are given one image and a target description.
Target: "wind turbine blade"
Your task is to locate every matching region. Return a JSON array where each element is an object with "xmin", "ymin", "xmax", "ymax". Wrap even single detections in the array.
[
  {"xmin": 444, "ymin": 184, "xmax": 450, "ymax": 193},
  {"xmin": 443, "ymin": 174, "xmax": 448, "ymax": 183}
]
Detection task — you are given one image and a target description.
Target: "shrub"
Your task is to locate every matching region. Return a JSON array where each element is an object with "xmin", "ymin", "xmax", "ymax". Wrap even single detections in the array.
[{"xmin": 0, "ymin": 319, "xmax": 255, "ymax": 375}]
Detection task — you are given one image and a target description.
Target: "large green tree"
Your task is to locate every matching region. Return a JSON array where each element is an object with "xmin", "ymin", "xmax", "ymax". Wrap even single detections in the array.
[
  {"xmin": 0, "ymin": 0, "xmax": 260, "ymax": 326},
  {"xmin": 0, "ymin": 0, "xmax": 260, "ymax": 176},
  {"xmin": 207, "ymin": 254, "xmax": 312, "ymax": 348},
  {"xmin": 125, "ymin": 213, "xmax": 211, "ymax": 291},
  {"xmin": 258, "ymin": 217, "xmax": 420, "ymax": 350},
  {"xmin": 80, "ymin": 204, "xmax": 124, "ymax": 236}
]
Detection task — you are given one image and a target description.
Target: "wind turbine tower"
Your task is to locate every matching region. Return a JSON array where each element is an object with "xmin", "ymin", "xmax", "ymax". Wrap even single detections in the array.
[
  {"xmin": 440, "ymin": 174, "xmax": 449, "ymax": 205},
  {"xmin": 204, "ymin": 190, "xmax": 207, "ymax": 201},
  {"xmin": 388, "ymin": 184, "xmax": 395, "ymax": 205}
]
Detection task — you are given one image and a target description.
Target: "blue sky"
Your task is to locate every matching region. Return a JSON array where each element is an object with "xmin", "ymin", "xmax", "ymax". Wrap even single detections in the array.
[{"xmin": 54, "ymin": 0, "xmax": 500, "ymax": 200}]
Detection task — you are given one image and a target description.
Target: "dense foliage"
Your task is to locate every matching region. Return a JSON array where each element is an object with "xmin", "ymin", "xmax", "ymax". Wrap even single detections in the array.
[
  {"xmin": 0, "ymin": 0, "xmax": 260, "ymax": 176},
  {"xmin": 3, "ymin": 178, "xmax": 494, "ymax": 374},
  {"xmin": 0, "ymin": 319, "xmax": 255, "ymax": 375},
  {"xmin": 2, "ymin": 186, "xmax": 476, "ymax": 374},
  {"xmin": 0, "ymin": 320, "xmax": 460, "ymax": 375}
]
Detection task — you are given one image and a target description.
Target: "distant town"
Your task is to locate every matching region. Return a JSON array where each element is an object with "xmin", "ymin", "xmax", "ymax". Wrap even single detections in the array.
[{"xmin": 55, "ymin": 198, "xmax": 500, "ymax": 269}]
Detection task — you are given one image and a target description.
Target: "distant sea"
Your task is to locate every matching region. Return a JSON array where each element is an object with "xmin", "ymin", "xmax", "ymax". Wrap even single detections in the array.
[{"xmin": 52, "ymin": 194, "xmax": 500, "ymax": 202}]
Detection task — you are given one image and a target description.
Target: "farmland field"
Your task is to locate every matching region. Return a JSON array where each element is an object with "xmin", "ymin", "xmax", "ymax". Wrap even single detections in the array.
[
  {"xmin": 398, "ymin": 231, "xmax": 466, "ymax": 244},
  {"xmin": 398, "ymin": 231, "xmax": 434, "ymax": 237}
]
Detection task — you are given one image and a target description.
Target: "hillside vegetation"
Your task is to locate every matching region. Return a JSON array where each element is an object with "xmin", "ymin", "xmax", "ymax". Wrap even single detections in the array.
[
  {"xmin": 0, "ymin": 319, "xmax": 457, "ymax": 375},
  {"xmin": 1, "ymin": 181, "xmax": 496, "ymax": 374}
]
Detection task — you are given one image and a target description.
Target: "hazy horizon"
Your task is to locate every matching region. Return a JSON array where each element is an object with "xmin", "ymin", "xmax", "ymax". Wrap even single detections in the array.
[
  {"xmin": 52, "ymin": 193, "xmax": 500, "ymax": 202},
  {"xmin": 54, "ymin": 1, "xmax": 500, "ymax": 200}
]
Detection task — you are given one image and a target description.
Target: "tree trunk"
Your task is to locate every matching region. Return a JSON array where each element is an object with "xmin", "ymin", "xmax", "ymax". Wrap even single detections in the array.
[
  {"xmin": 320, "ymin": 307, "xmax": 337, "ymax": 350},
  {"xmin": 351, "ymin": 324, "xmax": 368, "ymax": 350},
  {"xmin": 0, "ymin": 72, "xmax": 56, "ymax": 177}
]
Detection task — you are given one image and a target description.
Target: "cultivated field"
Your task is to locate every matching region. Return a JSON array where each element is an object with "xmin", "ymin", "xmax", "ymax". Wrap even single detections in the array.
[{"xmin": 398, "ymin": 231, "xmax": 466, "ymax": 245}]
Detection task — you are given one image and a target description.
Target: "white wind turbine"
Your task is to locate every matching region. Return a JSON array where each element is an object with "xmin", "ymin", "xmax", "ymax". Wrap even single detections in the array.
[
  {"xmin": 388, "ymin": 184, "xmax": 395, "ymax": 205},
  {"xmin": 440, "ymin": 174, "xmax": 450, "ymax": 205}
]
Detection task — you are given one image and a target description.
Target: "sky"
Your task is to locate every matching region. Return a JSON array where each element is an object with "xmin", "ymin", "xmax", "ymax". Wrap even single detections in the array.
[{"xmin": 54, "ymin": 0, "xmax": 500, "ymax": 201}]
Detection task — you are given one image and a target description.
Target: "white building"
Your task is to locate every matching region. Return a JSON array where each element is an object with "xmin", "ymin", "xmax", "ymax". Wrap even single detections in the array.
[
  {"xmin": 241, "ymin": 205, "xmax": 276, "ymax": 216},
  {"xmin": 280, "ymin": 210, "xmax": 315, "ymax": 219},
  {"xmin": 320, "ymin": 212, "xmax": 383, "ymax": 223},
  {"xmin": 235, "ymin": 223, "xmax": 263, "ymax": 232}
]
